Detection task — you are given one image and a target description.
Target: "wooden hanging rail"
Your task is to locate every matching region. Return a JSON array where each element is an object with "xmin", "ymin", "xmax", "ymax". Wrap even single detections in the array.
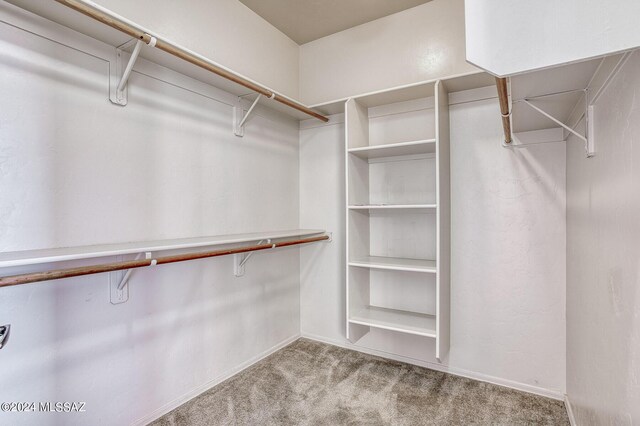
[
  {"xmin": 495, "ymin": 77, "xmax": 512, "ymax": 144},
  {"xmin": 0, "ymin": 235, "xmax": 329, "ymax": 288},
  {"xmin": 53, "ymin": 0, "xmax": 329, "ymax": 123}
]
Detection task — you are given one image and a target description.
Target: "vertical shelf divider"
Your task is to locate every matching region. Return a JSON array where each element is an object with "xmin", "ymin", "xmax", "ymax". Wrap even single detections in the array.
[
  {"xmin": 345, "ymin": 98, "xmax": 371, "ymax": 342},
  {"xmin": 435, "ymin": 80, "xmax": 451, "ymax": 362}
]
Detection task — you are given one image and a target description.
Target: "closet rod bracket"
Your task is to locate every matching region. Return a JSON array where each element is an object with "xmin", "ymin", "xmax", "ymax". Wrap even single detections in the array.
[
  {"xmin": 234, "ymin": 94, "xmax": 264, "ymax": 137},
  {"xmin": 110, "ymin": 35, "xmax": 157, "ymax": 106},
  {"xmin": 234, "ymin": 240, "xmax": 270, "ymax": 277},
  {"xmin": 516, "ymin": 95, "xmax": 595, "ymax": 157},
  {"xmin": 110, "ymin": 251, "xmax": 153, "ymax": 304}
]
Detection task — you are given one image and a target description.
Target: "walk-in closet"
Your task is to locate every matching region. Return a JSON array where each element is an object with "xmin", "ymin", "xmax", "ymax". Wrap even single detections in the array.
[{"xmin": 1, "ymin": 0, "xmax": 639, "ymax": 425}]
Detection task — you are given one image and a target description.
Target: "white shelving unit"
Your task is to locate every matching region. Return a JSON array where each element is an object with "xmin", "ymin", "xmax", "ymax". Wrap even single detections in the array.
[{"xmin": 344, "ymin": 79, "xmax": 452, "ymax": 361}]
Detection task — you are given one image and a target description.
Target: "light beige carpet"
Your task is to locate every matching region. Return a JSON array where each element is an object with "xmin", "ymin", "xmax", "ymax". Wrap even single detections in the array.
[{"xmin": 151, "ymin": 338, "xmax": 569, "ymax": 425}]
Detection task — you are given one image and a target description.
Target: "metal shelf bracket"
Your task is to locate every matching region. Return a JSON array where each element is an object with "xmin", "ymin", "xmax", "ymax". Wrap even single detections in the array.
[
  {"xmin": 233, "ymin": 233, "xmax": 332, "ymax": 277},
  {"xmin": 515, "ymin": 93, "xmax": 595, "ymax": 157},
  {"xmin": 233, "ymin": 93, "xmax": 273, "ymax": 136},
  {"xmin": 234, "ymin": 239, "xmax": 271, "ymax": 277},
  {"xmin": 110, "ymin": 36, "xmax": 157, "ymax": 106},
  {"xmin": 109, "ymin": 251, "xmax": 153, "ymax": 304}
]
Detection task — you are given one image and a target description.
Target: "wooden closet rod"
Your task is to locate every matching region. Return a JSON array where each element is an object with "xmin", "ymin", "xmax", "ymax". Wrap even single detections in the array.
[
  {"xmin": 495, "ymin": 77, "xmax": 512, "ymax": 144},
  {"xmin": 53, "ymin": 0, "xmax": 329, "ymax": 123},
  {"xmin": 0, "ymin": 235, "xmax": 329, "ymax": 288}
]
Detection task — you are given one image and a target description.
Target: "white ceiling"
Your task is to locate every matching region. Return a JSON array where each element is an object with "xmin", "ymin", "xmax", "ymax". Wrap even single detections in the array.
[{"xmin": 238, "ymin": 0, "xmax": 433, "ymax": 44}]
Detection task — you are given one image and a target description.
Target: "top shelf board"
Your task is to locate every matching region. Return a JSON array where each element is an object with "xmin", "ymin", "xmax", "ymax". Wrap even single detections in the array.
[
  {"xmin": 348, "ymin": 139, "xmax": 436, "ymax": 159},
  {"xmin": 309, "ymin": 71, "xmax": 497, "ymax": 116},
  {"xmin": 0, "ymin": 229, "xmax": 326, "ymax": 268},
  {"xmin": 354, "ymin": 82, "xmax": 435, "ymax": 108}
]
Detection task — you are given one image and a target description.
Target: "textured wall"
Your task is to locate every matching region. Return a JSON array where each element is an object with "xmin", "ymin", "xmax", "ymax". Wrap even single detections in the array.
[
  {"xmin": 299, "ymin": 0, "xmax": 476, "ymax": 105},
  {"xmin": 566, "ymin": 51, "xmax": 640, "ymax": 425},
  {"xmin": 0, "ymin": 8, "xmax": 300, "ymax": 425},
  {"xmin": 300, "ymin": 94, "xmax": 566, "ymax": 396}
]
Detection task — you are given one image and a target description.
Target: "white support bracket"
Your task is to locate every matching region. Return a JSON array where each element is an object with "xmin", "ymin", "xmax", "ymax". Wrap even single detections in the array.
[
  {"xmin": 233, "ymin": 94, "xmax": 263, "ymax": 137},
  {"xmin": 234, "ymin": 239, "xmax": 271, "ymax": 277},
  {"xmin": 518, "ymin": 97, "xmax": 595, "ymax": 157},
  {"xmin": 110, "ymin": 36, "xmax": 157, "ymax": 106},
  {"xmin": 109, "ymin": 252, "xmax": 153, "ymax": 304}
]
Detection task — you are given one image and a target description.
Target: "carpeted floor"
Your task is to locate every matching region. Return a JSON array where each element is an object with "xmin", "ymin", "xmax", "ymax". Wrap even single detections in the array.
[{"xmin": 151, "ymin": 339, "xmax": 569, "ymax": 425}]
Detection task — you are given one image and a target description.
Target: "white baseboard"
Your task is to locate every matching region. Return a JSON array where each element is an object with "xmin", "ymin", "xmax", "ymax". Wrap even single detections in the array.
[
  {"xmin": 132, "ymin": 334, "xmax": 301, "ymax": 426},
  {"xmin": 301, "ymin": 332, "xmax": 565, "ymax": 401},
  {"xmin": 565, "ymin": 395, "xmax": 578, "ymax": 425}
]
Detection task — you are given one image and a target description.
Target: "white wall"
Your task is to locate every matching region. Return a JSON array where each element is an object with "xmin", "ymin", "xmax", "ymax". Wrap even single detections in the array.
[
  {"xmin": 566, "ymin": 51, "xmax": 640, "ymax": 425},
  {"xmin": 465, "ymin": 0, "xmax": 640, "ymax": 77},
  {"xmin": 8, "ymin": 0, "xmax": 301, "ymax": 99},
  {"xmin": 299, "ymin": 0, "xmax": 476, "ymax": 106},
  {"xmin": 0, "ymin": 7, "xmax": 300, "ymax": 425},
  {"xmin": 300, "ymin": 94, "xmax": 566, "ymax": 397}
]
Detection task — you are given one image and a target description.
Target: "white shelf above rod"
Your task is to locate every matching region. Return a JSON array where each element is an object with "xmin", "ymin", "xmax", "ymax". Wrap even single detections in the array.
[
  {"xmin": 54, "ymin": 0, "xmax": 329, "ymax": 123},
  {"xmin": 0, "ymin": 229, "xmax": 329, "ymax": 304}
]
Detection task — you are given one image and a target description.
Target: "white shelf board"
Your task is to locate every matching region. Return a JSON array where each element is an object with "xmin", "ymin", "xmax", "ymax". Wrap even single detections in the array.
[
  {"xmin": 354, "ymin": 82, "xmax": 435, "ymax": 108},
  {"xmin": 0, "ymin": 229, "xmax": 326, "ymax": 268},
  {"xmin": 308, "ymin": 71, "xmax": 495, "ymax": 116},
  {"xmin": 349, "ymin": 256, "xmax": 436, "ymax": 273},
  {"xmin": 348, "ymin": 139, "xmax": 436, "ymax": 159},
  {"xmin": 349, "ymin": 306, "xmax": 436, "ymax": 338},
  {"xmin": 348, "ymin": 204, "xmax": 436, "ymax": 211}
]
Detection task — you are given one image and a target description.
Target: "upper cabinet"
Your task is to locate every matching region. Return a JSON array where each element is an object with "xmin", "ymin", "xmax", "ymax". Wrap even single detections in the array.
[{"xmin": 465, "ymin": 0, "xmax": 640, "ymax": 77}]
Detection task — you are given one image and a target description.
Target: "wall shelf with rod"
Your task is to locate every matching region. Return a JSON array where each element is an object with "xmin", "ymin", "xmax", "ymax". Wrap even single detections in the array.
[
  {"xmin": 6, "ymin": 0, "xmax": 328, "ymax": 125},
  {"xmin": 0, "ymin": 229, "xmax": 326, "ymax": 268},
  {"xmin": 0, "ymin": 229, "xmax": 330, "ymax": 304}
]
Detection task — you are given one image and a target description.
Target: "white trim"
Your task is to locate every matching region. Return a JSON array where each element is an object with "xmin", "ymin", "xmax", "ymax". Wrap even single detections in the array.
[
  {"xmin": 132, "ymin": 334, "xmax": 301, "ymax": 426},
  {"xmin": 301, "ymin": 333, "xmax": 565, "ymax": 401},
  {"xmin": 565, "ymin": 395, "xmax": 578, "ymax": 426}
]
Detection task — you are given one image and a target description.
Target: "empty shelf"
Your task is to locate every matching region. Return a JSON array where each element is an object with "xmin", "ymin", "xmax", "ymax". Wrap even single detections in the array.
[
  {"xmin": 349, "ymin": 256, "xmax": 436, "ymax": 273},
  {"xmin": 348, "ymin": 204, "xmax": 436, "ymax": 211},
  {"xmin": 0, "ymin": 229, "xmax": 326, "ymax": 268},
  {"xmin": 349, "ymin": 306, "xmax": 436, "ymax": 338},
  {"xmin": 348, "ymin": 139, "xmax": 436, "ymax": 159}
]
